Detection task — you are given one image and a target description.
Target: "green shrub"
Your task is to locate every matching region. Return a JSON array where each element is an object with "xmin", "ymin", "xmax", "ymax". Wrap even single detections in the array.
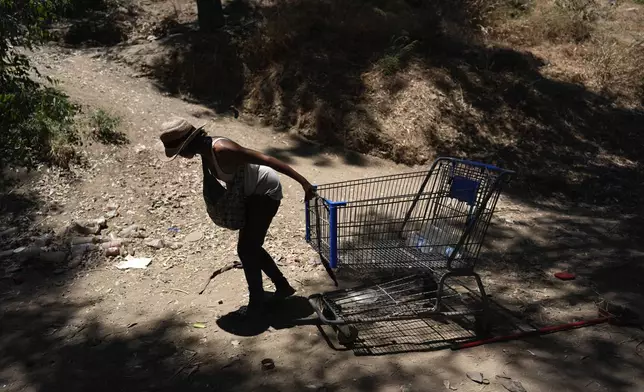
[
  {"xmin": 1, "ymin": 0, "xmax": 81, "ymax": 168},
  {"xmin": 89, "ymin": 109, "xmax": 128, "ymax": 145}
]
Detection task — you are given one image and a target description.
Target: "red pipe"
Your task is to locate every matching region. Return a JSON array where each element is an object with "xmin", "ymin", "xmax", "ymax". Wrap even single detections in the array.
[{"xmin": 452, "ymin": 316, "xmax": 613, "ymax": 350}]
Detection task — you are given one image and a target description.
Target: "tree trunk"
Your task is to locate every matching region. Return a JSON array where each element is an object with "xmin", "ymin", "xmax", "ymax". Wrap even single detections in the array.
[{"xmin": 196, "ymin": 0, "xmax": 224, "ymax": 31}]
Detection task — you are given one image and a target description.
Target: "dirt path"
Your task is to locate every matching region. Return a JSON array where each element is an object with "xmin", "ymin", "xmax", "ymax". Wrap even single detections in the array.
[{"xmin": 1, "ymin": 46, "xmax": 643, "ymax": 392}]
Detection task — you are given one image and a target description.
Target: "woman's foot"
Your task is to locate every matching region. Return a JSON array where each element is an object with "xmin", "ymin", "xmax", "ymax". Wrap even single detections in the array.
[
  {"xmin": 274, "ymin": 284, "xmax": 296, "ymax": 299},
  {"xmin": 235, "ymin": 301, "xmax": 266, "ymax": 319}
]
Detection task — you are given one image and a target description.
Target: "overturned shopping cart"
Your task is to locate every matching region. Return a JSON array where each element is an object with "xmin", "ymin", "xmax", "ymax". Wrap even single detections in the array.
[{"xmin": 304, "ymin": 157, "xmax": 513, "ymax": 345}]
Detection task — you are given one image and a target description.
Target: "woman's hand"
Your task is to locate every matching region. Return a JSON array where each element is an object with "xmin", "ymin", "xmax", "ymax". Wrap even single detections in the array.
[{"xmin": 302, "ymin": 181, "xmax": 316, "ymax": 201}]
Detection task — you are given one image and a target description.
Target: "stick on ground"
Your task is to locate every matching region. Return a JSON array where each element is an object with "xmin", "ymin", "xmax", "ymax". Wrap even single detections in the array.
[{"xmin": 198, "ymin": 261, "xmax": 242, "ymax": 294}]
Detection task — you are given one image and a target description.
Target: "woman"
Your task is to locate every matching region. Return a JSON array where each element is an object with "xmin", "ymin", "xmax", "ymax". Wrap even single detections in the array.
[{"xmin": 159, "ymin": 117, "xmax": 316, "ymax": 316}]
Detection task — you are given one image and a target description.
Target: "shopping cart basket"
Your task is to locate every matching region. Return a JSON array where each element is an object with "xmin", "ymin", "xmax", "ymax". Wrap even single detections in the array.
[{"xmin": 304, "ymin": 157, "xmax": 513, "ymax": 344}]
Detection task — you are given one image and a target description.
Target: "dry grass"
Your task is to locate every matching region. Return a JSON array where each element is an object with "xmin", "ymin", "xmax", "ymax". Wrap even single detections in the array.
[
  {"xmin": 485, "ymin": 0, "xmax": 643, "ymax": 101},
  {"xmin": 125, "ymin": 0, "xmax": 643, "ymax": 179},
  {"xmin": 50, "ymin": 139, "xmax": 79, "ymax": 169},
  {"xmin": 582, "ymin": 37, "xmax": 644, "ymax": 97},
  {"xmin": 539, "ymin": 1, "xmax": 597, "ymax": 43},
  {"xmin": 490, "ymin": 0, "xmax": 601, "ymax": 45},
  {"xmin": 237, "ymin": 0, "xmax": 492, "ymax": 157}
]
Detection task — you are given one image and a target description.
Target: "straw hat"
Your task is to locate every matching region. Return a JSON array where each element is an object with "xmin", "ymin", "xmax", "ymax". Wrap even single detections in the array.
[{"xmin": 159, "ymin": 117, "xmax": 205, "ymax": 160}]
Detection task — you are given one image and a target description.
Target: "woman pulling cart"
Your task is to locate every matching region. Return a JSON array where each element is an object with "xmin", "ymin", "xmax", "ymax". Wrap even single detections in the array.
[{"xmin": 159, "ymin": 117, "xmax": 316, "ymax": 318}]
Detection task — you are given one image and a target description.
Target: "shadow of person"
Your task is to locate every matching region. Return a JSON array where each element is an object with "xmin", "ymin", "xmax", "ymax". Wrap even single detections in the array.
[
  {"xmin": 216, "ymin": 295, "xmax": 318, "ymax": 336},
  {"xmin": 267, "ymin": 296, "xmax": 317, "ymax": 329},
  {"xmin": 216, "ymin": 310, "xmax": 271, "ymax": 337}
]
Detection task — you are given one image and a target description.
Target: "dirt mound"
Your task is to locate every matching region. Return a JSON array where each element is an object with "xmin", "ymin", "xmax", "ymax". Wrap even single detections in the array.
[
  {"xmin": 48, "ymin": 0, "xmax": 140, "ymax": 47},
  {"xmin": 102, "ymin": 0, "xmax": 643, "ymax": 209}
]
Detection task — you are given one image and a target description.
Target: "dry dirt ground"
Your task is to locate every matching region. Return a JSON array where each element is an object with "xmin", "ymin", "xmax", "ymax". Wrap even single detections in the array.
[{"xmin": 1, "ymin": 46, "xmax": 643, "ymax": 392}]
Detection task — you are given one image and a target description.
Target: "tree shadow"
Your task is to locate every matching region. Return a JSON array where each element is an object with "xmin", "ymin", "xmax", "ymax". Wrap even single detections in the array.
[
  {"xmin": 134, "ymin": 0, "xmax": 642, "ymax": 208},
  {"xmin": 54, "ymin": 0, "xmax": 138, "ymax": 47},
  {"xmin": 263, "ymin": 134, "xmax": 368, "ymax": 167},
  {"xmin": 2, "ymin": 176, "xmax": 472, "ymax": 392},
  {"xmin": 2, "ymin": 160, "xmax": 644, "ymax": 392},
  {"xmin": 418, "ymin": 43, "xmax": 644, "ymax": 212},
  {"xmin": 144, "ymin": 29, "xmax": 245, "ymax": 115}
]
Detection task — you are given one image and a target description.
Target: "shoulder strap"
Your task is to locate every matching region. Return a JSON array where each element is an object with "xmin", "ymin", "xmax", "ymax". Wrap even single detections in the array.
[{"xmin": 200, "ymin": 155, "xmax": 211, "ymax": 176}]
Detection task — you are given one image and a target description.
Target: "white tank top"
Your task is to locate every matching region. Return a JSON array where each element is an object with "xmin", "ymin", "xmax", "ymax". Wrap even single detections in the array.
[{"xmin": 210, "ymin": 138, "xmax": 283, "ymax": 201}]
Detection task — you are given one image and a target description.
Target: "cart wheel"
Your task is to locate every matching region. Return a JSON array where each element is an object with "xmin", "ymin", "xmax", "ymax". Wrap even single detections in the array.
[
  {"xmin": 336, "ymin": 325, "xmax": 359, "ymax": 346},
  {"xmin": 474, "ymin": 315, "xmax": 491, "ymax": 338}
]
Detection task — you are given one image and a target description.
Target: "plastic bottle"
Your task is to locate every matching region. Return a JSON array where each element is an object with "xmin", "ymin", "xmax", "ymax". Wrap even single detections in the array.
[
  {"xmin": 406, "ymin": 231, "xmax": 426, "ymax": 251},
  {"xmin": 422, "ymin": 224, "xmax": 446, "ymax": 255}
]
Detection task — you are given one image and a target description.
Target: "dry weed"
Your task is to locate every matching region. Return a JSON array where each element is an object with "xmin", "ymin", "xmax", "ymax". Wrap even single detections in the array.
[
  {"xmin": 583, "ymin": 37, "xmax": 644, "ymax": 96},
  {"xmin": 536, "ymin": 0, "xmax": 598, "ymax": 44},
  {"xmin": 487, "ymin": 0, "xmax": 600, "ymax": 45}
]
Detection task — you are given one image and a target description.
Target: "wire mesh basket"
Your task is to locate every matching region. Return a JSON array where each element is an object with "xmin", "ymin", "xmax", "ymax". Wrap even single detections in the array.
[{"xmin": 305, "ymin": 157, "xmax": 514, "ymax": 344}]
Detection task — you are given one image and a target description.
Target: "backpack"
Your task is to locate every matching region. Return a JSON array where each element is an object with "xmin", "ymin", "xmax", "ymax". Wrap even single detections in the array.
[{"xmin": 201, "ymin": 157, "xmax": 246, "ymax": 230}]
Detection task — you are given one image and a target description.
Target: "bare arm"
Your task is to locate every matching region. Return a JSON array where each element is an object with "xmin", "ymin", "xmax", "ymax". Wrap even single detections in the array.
[{"xmin": 214, "ymin": 139, "xmax": 316, "ymax": 200}]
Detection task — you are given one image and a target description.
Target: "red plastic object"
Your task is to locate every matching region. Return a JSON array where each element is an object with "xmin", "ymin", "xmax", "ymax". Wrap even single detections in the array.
[
  {"xmin": 554, "ymin": 272, "xmax": 576, "ymax": 280},
  {"xmin": 452, "ymin": 315, "xmax": 613, "ymax": 350}
]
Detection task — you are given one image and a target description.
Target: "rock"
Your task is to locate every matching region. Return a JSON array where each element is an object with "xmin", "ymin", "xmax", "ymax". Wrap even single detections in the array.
[
  {"xmin": 101, "ymin": 240, "xmax": 127, "ymax": 249},
  {"xmin": 68, "ymin": 256, "xmax": 83, "ymax": 269},
  {"xmin": 71, "ymin": 236, "xmax": 101, "ymax": 245},
  {"xmin": 33, "ymin": 234, "xmax": 53, "ymax": 247},
  {"xmin": 218, "ymin": 300, "xmax": 224, "ymax": 305},
  {"xmin": 185, "ymin": 231, "xmax": 203, "ymax": 243},
  {"xmin": 496, "ymin": 376, "xmax": 527, "ymax": 392},
  {"xmin": 72, "ymin": 243, "xmax": 99, "ymax": 256},
  {"xmin": 71, "ymin": 218, "xmax": 107, "ymax": 235},
  {"xmin": 105, "ymin": 210, "xmax": 119, "ymax": 219},
  {"xmin": 305, "ymin": 385, "xmax": 328, "ymax": 392},
  {"xmin": 0, "ymin": 227, "xmax": 18, "ymax": 237},
  {"xmin": 144, "ymin": 238, "xmax": 165, "ymax": 249},
  {"xmin": 96, "ymin": 217, "xmax": 108, "ymax": 227},
  {"xmin": 119, "ymin": 224, "xmax": 145, "ymax": 238},
  {"xmin": 39, "ymin": 251, "xmax": 68, "ymax": 264},
  {"xmin": 105, "ymin": 247, "xmax": 120, "ymax": 257},
  {"xmin": 168, "ymin": 242, "xmax": 183, "ymax": 250},
  {"xmin": 466, "ymin": 372, "xmax": 487, "ymax": 384},
  {"xmin": 15, "ymin": 246, "xmax": 42, "ymax": 260},
  {"xmin": 443, "ymin": 380, "xmax": 457, "ymax": 390}
]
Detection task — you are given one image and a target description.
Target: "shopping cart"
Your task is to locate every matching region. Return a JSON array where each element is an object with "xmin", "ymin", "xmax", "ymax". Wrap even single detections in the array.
[{"xmin": 304, "ymin": 157, "xmax": 513, "ymax": 345}]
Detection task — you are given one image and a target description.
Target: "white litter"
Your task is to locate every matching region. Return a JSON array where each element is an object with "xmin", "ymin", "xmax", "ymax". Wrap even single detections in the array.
[{"xmin": 116, "ymin": 255, "xmax": 152, "ymax": 270}]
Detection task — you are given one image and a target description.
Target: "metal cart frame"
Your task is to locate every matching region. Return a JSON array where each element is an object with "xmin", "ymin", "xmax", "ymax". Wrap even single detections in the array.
[{"xmin": 304, "ymin": 157, "xmax": 514, "ymax": 344}]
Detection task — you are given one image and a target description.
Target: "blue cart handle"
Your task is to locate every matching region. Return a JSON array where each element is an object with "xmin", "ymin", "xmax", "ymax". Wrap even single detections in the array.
[{"xmin": 450, "ymin": 158, "xmax": 513, "ymax": 173}]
